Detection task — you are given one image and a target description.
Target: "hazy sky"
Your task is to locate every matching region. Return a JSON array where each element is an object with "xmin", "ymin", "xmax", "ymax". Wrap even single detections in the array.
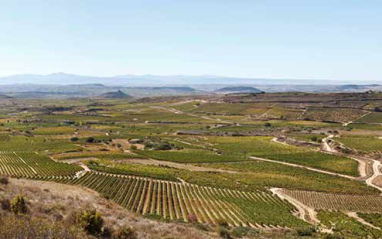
[{"xmin": 1, "ymin": 0, "xmax": 381, "ymax": 81}]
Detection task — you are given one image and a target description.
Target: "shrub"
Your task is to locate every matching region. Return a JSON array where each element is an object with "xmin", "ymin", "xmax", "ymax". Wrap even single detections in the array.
[
  {"xmin": 70, "ymin": 137, "xmax": 79, "ymax": 142},
  {"xmin": 324, "ymin": 233, "xmax": 343, "ymax": 239},
  {"xmin": 218, "ymin": 227, "xmax": 232, "ymax": 239},
  {"xmin": 86, "ymin": 137, "xmax": 95, "ymax": 143},
  {"xmin": 216, "ymin": 218, "xmax": 229, "ymax": 228},
  {"xmin": 11, "ymin": 195, "xmax": 28, "ymax": 215},
  {"xmin": 310, "ymin": 136, "xmax": 317, "ymax": 142},
  {"xmin": 0, "ymin": 177, "xmax": 8, "ymax": 185},
  {"xmin": 297, "ymin": 226, "xmax": 316, "ymax": 236},
  {"xmin": 154, "ymin": 142, "xmax": 172, "ymax": 151},
  {"xmin": 264, "ymin": 123, "xmax": 272, "ymax": 127},
  {"xmin": 113, "ymin": 226, "xmax": 137, "ymax": 239},
  {"xmin": 1, "ymin": 198, "xmax": 10, "ymax": 211},
  {"xmin": 130, "ymin": 145, "xmax": 137, "ymax": 150},
  {"xmin": 78, "ymin": 210, "xmax": 104, "ymax": 236}
]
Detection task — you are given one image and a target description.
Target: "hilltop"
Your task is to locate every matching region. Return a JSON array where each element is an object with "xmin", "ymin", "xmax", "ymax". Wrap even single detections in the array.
[{"xmin": 98, "ymin": 90, "xmax": 131, "ymax": 99}]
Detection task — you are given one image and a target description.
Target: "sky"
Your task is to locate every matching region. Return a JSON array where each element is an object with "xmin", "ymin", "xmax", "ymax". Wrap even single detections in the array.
[{"xmin": 0, "ymin": 0, "xmax": 381, "ymax": 82}]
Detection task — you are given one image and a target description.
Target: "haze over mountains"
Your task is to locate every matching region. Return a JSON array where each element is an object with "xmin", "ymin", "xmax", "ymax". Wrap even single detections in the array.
[
  {"xmin": 0, "ymin": 73, "xmax": 380, "ymax": 99},
  {"xmin": 1, "ymin": 72, "xmax": 379, "ymax": 86}
]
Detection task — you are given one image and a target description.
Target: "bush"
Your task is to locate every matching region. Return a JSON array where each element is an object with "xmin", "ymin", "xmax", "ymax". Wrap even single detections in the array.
[
  {"xmin": 11, "ymin": 195, "xmax": 28, "ymax": 215},
  {"xmin": 70, "ymin": 137, "xmax": 79, "ymax": 142},
  {"xmin": 264, "ymin": 123, "xmax": 272, "ymax": 127},
  {"xmin": 216, "ymin": 218, "xmax": 229, "ymax": 228},
  {"xmin": 130, "ymin": 145, "xmax": 137, "ymax": 150},
  {"xmin": 218, "ymin": 227, "xmax": 232, "ymax": 239},
  {"xmin": 86, "ymin": 137, "xmax": 95, "ymax": 143},
  {"xmin": 154, "ymin": 142, "xmax": 172, "ymax": 151},
  {"xmin": 324, "ymin": 233, "xmax": 343, "ymax": 239},
  {"xmin": 297, "ymin": 226, "xmax": 316, "ymax": 236},
  {"xmin": 0, "ymin": 177, "xmax": 8, "ymax": 185},
  {"xmin": 78, "ymin": 210, "xmax": 104, "ymax": 236},
  {"xmin": 310, "ymin": 136, "xmax": 317, "ymax": 142},
  {"xmin": 113, "ymin": 226, "xmax": 137, "ymax": 239},
  {"xmin": 1, "ymin": 198, "xmax": 10, "ymax": 211}
]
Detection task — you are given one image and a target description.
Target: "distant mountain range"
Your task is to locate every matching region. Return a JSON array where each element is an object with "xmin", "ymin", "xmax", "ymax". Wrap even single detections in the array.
[
  {"xmin": 1, "ymin": 72, "xmax": 377, "ymax": 86},
  {"xmin": 0, "ymin": 73, "xmax": 380, "ymax": 99}
]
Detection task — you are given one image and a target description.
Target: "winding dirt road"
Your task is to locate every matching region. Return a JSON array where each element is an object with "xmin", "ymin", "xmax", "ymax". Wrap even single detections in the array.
[
  {"xmin": 322, "ymin": 135, "xmax": 368, "ymax": 178},
  {"xmin": 270, "ymin": 134, "xmax": 382, "ymax": 232},
  {"xmin": 366, "ymin": 159, "xmax": 382, "ymax": 192},
  {"xmin": 270, "ymin": 188, "xmax": 319, "ymax": 224},
  {"xmin": 321, "ymin": 136, "xmax": 382, "ymax": 192}
]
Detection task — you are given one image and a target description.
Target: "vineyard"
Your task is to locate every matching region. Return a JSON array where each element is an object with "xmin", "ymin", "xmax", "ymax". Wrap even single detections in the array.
[
  {"xmin": 0, "ymin": 150, "xmax": 308, "ymax": 228},
  {"xmin": 282, "ymin": 189, "xmax": 382, "ymax": 212},
  {"xmin": 52, "ymin": 172, "xmax": 306, "ymax": 228},
  {"xmin": 303, "ymin": 107, "xmax": 366, "ymax": 123},
  {"xmin": 0, "ymin": 152, "xmax": 82, "ymax": 178},
  {"xmin": 2, "ymin": 93, "xmax": 382, "ymax": 236},
  {"xmin": 334, "ymin": 135, "xmax": 382, "ymax": 154},
  {"xmin": 355, "ymin": 112, "xmax": 382, "ymax": 123}
]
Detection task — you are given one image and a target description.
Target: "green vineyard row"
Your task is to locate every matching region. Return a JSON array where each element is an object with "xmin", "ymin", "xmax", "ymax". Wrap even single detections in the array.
[{"xmin": 51, "ymin": 172, "xmax": 306, "ymax": 228}]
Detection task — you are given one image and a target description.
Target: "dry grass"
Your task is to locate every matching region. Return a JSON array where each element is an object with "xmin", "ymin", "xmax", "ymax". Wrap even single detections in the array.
[{"xmin": 0, "ymin": 178, "xmax": 217, "ymax": 239}]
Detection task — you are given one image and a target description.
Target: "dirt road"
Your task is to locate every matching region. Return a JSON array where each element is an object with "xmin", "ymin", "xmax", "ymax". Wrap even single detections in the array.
[
  {"xmin": 270, "ymin": 188, "xmax": 319, "ymax": 224},
  {"xmin": 366, "ymin": 159, "xmax": 382, "ymax": 192},
  {"xmin": 342, "ymin": 111, "xmax": 371, "ymax": 127},
  {"xmin": 121, "ymin": 158, "xmax": 238, "ymax": 174},
  {"xmin": 346, "ymin": 212, "xmax": 381, "ymax": 230},
  {"xmin": 250, "ymin": 156, "xmax": 357, "ymax": 180},
  {"xmin": 322, "ymin": 135, "xmax": 335, "ymax": 152}
]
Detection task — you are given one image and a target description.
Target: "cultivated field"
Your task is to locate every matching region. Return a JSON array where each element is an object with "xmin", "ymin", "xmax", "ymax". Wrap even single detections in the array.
[{"xmin": 1, "ymin": 92, "xmax": 382, "ymax": 237}]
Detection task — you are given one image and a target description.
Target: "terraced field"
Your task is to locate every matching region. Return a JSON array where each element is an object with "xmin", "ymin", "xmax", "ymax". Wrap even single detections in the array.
[
  {"xmin": 0, "ymin": 151, "xmax": 82, "ymax": 178},
  {"xmin": 53, "ymin": 172, "xmax": 306, "ymax": 228},
  {"xmin": 303, "ymin": 107, "xmax": 366, "ymax": 123},
  {"xmin": 356, "ymin": 112, "xmax": 382, "ymax": 123},
  {"xmin": 335, "ymin": 135, "xmax": 382, "ymax": 154},
  {"xmin": 282, "ymin": 189, "xmax": 382, "ymax": 212}
]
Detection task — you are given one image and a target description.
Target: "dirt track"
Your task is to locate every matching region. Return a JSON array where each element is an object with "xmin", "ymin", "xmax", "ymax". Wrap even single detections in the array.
[
  {"xmin": 120, "ymin": 158, "xmax": 238, "ymax": 174},
  {"xmin": 250, "ymin": 156, "xmax": 357, "ymax": 180},
  {"xmin": 270, "ymin": 188, "xmax": 319, "ymax": 225},
  {"xmin": 346, "ymin": 212, "xmax": 381, "ymax": 230}
]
